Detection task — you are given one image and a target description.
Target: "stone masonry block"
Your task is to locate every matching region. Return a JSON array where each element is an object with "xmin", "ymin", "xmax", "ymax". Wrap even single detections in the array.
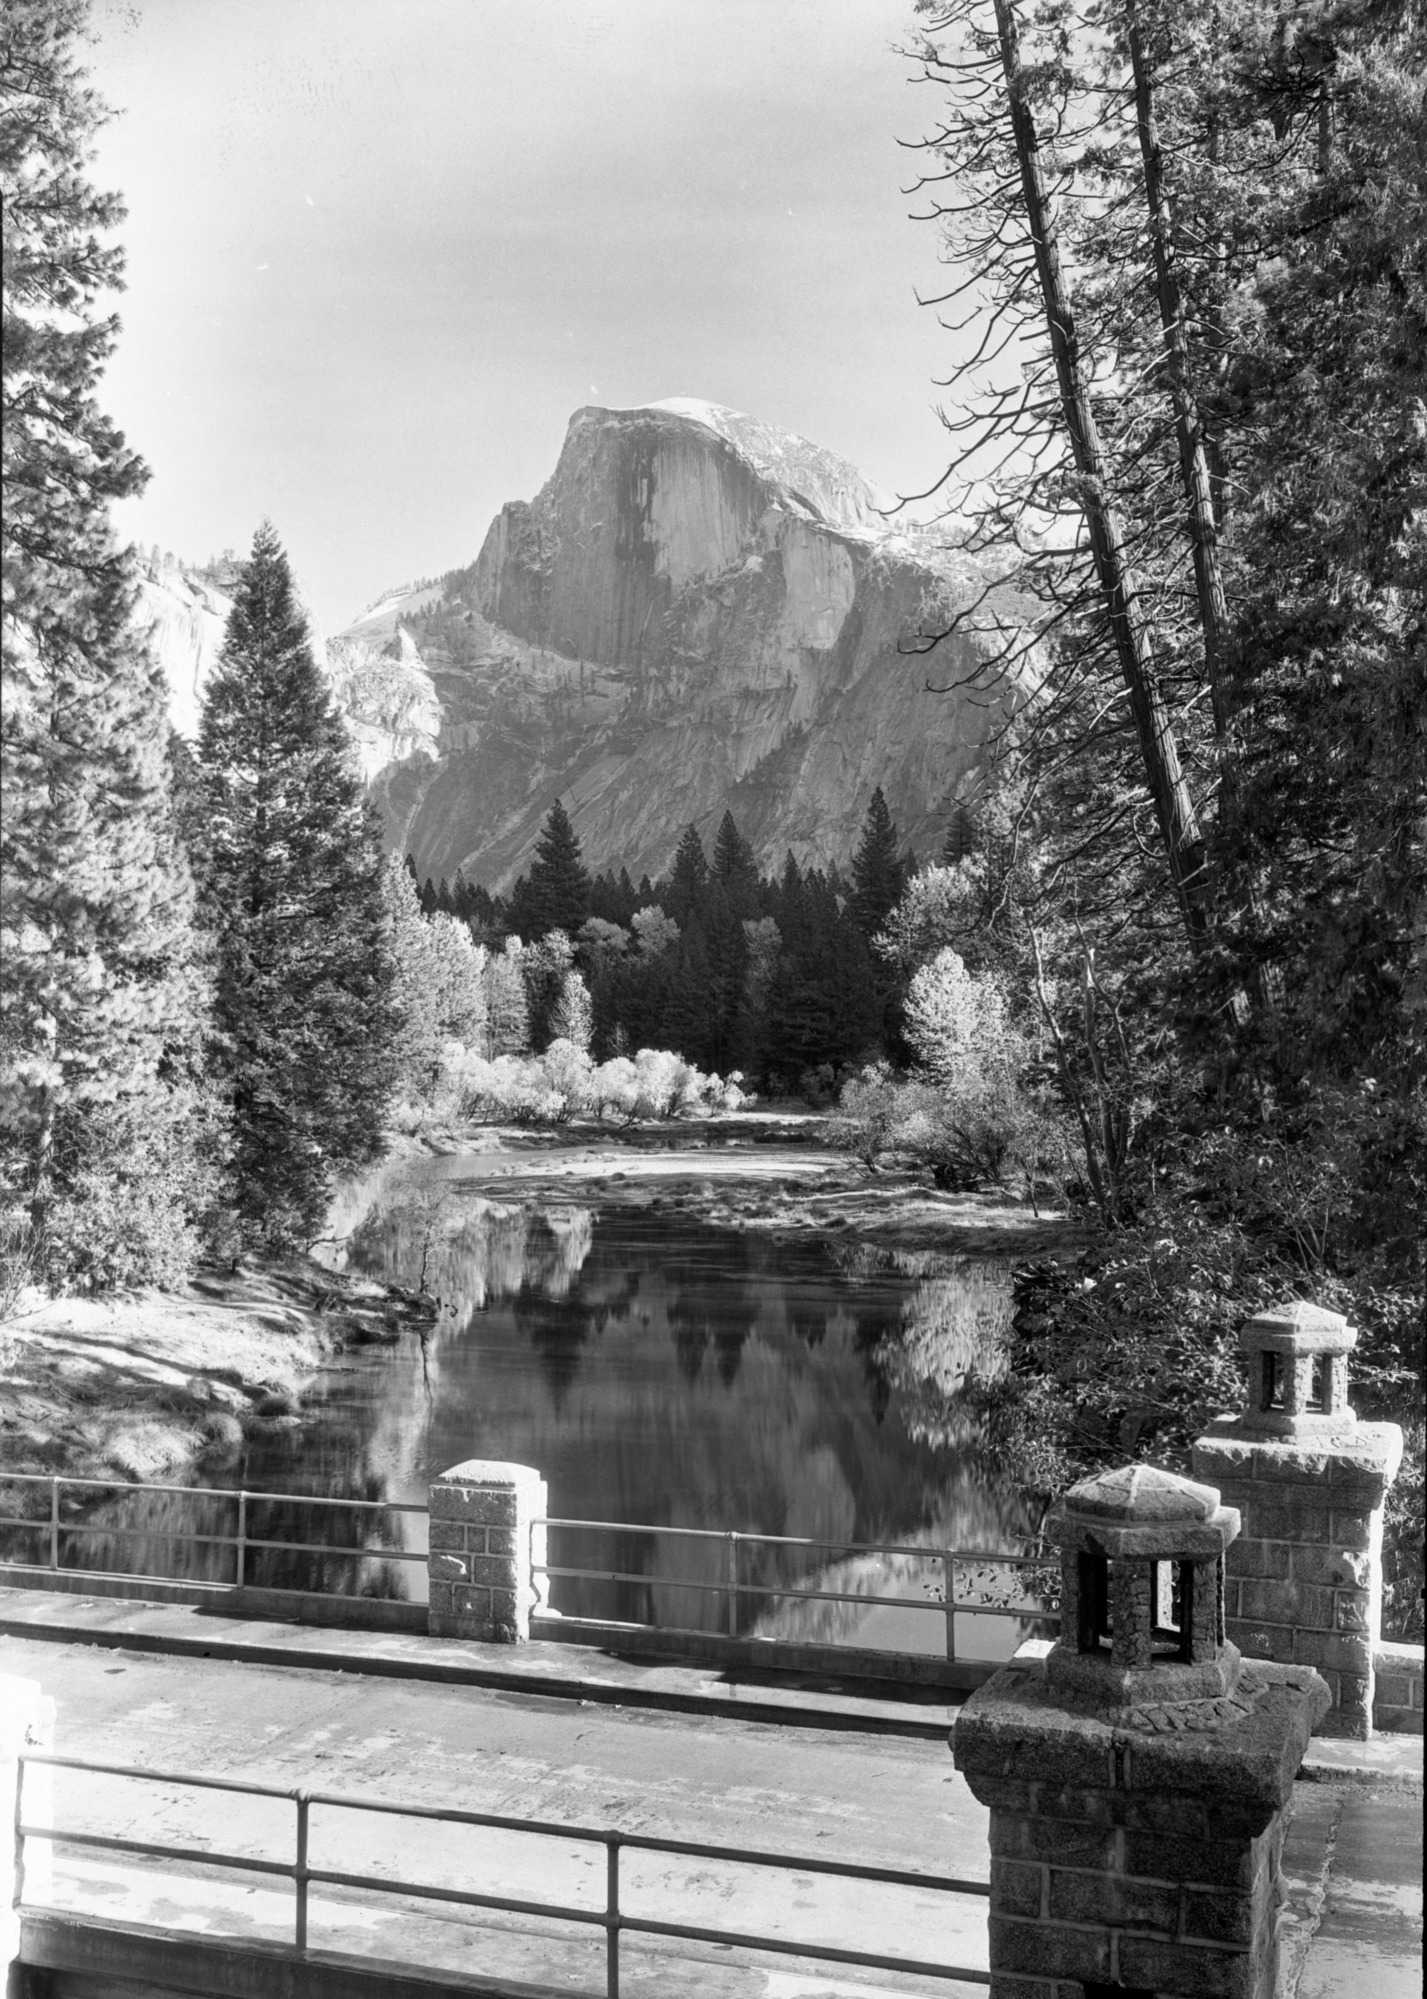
[
  {"xmin": 1250, "ymin": 1448, "xmax": 1332, "ymax": 1484},
  {"xmin": 1123, "ymin": 1833, "xmax": 1256, "ymax": 1890},
  {"xmin": 1328, "ymin": 1424, "xmax": 1404, "ymax": 1486},
  {"xmin": 989, "ymin": 1914, "xmax": 1111, "ymax": 1986},
  {"xmin": 1226, "ymin": 1617, "xmax": 1293, "ymax": 1658},
  {"xmin": 1192, "ymin": 1435, "xmax": 1256, "ymax": 1476},
  {"xmin": 1334, "ymin": 1592, "xmax": 1370, "ymax": 1633},
  {"xmin": 1288, "ymin": 1544, "xmax": 1369, "ymax": 1587},
  {"xmin": 1238, "ymin": 1579, "xmax": 1334, "ymax": 1629},
  {"xmin": 450, "ymin": 1583, "xmax": 493, "ymax": 1619},
  {"xmin": 1046, "ymin": 1868, "xmax": 1177, "ymax": 1934},
  {"xmin": 486, "ymin": 1528, "xmax": 517, "ymax": 1556},
  {"xmin": 428, "ymin": 1485, "xmax": 522, "ymax": 1527},
  {"xmin": 1181, "ymin": 1884, "xmax": 1257, "ymax": 1945},
  {"xmin": 989, "ymin": 1815, "xmax": 1116, "ymax": 1872},
  {"xmin": 989, "ymin": 1858, "xmax": 1044, "ymax": 1919},
  {"xmin": 1023, "ymin": 1789, "xmax": 1117, "ymax": 1830},
  {"xmin": 969, "ymin": 1777, "xmax": 1038, "ymax": 1815},
  {"xmin": 1116, "ymin": 1933, "xmax": 1255, "ymax": 1999},
  {"xmin": 466, "ymin": 1552, "xmax": 517, "ymax": 1589},
  {"xmin": 427, "ymin": 1519, "xmax": 466, "ymax": 1553},
  {"xmin": 1243, "ymin": 1502, "xmax": 1333, "ymax": 1544},
  {"xmin": 429, "ymin": 1552, "xmax": 470, "ymax": 1584},
  {"xmin": 1328, "ymin": 1462, "xmax": 1394, "ymax": 1503},
  {"xmin": 1373, "ymin": 1704, "xmax": 1424, "ymax": 1735},
  {"xmin": 1228, "ymin": 1538, "xmax": 1292, "ymax": 1580},
  {"xmin": 982, "ymin": 1978, "xmax": 1064, "ymax": 1999},
  {"xmin": 427, "ymin": 1580, "xmax": 454, "ymax": 1619},
  {"xmin": 1373, "ymin": 1671, "xmax": 1418, "ymax": 1709},
  {"xmin": 1291, "ymin": 1628, "xmax": 1371, "ymax": 1673},
  {"xmin": 1329, "ymin": 1510, "xmax": 1374, "ymax": 1551},
  {"xmin": 1122, "ymin": 1795, "xmax": 1212, "ymax": 1841}
]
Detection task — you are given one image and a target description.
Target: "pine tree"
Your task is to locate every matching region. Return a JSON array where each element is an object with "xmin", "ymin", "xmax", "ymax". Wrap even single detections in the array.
[
  {"xmin": 1, "ymin": 1, "xmax": 205, "ymax": 1272},
  {"xmin": 941, "ymin": 801, "xmax": 979, "ymax": 866},
  {"xmin": 665, "ymin": 823, "xmax": 709, "ymax": 927},
  {"xmin": 514, "ymin": 799, "xmax": 590, "ymax": 938},
  {"xmin": 198, "ymin": 524, "xmax": 397, "ymax": 1243},
  {"xmin": 851, "ymin": 788, "xmax": 906, "ymax": 939},
  {"xmin": 712, "ymin": 810, "xmax": 762, "ymax": 919}
]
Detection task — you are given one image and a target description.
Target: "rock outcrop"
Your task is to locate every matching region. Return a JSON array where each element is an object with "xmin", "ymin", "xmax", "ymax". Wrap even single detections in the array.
[
  {"xmin": 139, "ymin": 400, "xmax": 1023, "ymax": 886},
  {"xmin": 368, "ymin": 400, "xmax": 1022, "ymax": 886}
]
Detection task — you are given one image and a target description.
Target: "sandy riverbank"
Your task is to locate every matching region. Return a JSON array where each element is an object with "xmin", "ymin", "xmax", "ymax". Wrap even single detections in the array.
[
  {"xmin": 0, "ymin": 1257, "xmax": 425, "ymax": 1486},
  {"xmin": 372, "ymin": 1114, "xmax": 1087, "ymax": 1260}
]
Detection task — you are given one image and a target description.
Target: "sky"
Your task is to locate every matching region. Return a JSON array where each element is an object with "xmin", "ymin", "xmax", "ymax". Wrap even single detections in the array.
[{"xmin": 85, "ymin": 0, "xmax": 967, "ymax": 637}]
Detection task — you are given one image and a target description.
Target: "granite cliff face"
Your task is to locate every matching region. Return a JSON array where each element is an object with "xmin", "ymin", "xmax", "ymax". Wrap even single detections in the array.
[
  {"xmin": 140, "ymin": 400, "xmax": 1021, "ymax": 885},
  {"xmin": 133, "ymin": 555, "xmax": 443, "ymax": 783},
  {"xmin": 368, "ymin": 400, "xmax": 1021, "ymax": 887},
  {"xmin": 132, "ymin": 555, "xmax": 237, "ymax": 742}
]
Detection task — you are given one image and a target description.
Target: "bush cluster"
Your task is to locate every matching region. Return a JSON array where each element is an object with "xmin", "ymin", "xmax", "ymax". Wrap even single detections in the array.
[{"xmin": 438, "ymin": 1041, "xmax": 751, "ymax": 1128}]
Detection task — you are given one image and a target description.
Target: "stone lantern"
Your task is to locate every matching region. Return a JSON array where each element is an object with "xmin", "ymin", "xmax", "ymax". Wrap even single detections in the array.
[
  {"xmin": 1193, "ymin": 1302, "xmax": 1404, "ymax": 1738},
  {"xmin": 1231, "ymin": 1300, "xmax": 1357, "ymax": 1440},
  {"xmin": 953, "ymin": 1463, "xmax": 1329, "ymax": 1999}
]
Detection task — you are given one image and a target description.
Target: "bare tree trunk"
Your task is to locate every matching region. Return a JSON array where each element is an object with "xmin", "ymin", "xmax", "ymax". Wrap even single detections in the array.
[
  {"xmin": 1127, "ymin": 10, "xmax": 1280, "ymax": 1016},
  {"xmin": 992, "ymin": 0, "xmax": 1212, "ymax": 949},
  {"xmin": 1126, "ymin": 8, "xmax": 1234, "ymax": 754}
]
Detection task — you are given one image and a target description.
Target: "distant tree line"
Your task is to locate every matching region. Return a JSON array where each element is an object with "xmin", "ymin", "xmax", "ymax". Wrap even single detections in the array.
[{"xmin": 408, "ymin": 788, "xmax": 965, "ymax": 1096}]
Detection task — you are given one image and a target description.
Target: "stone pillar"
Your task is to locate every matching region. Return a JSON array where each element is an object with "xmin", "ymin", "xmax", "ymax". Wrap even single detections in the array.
[
  {"xmin": 953, "ymin": 1464, "xmax": 1329, "ymax": 1999},
  {"xmin": 3, "ymin": 1673, "xmax": 54, "ymax": 1977},
  {"xmin": 427, "ymin": 1460, "xmax": 547, "ymax": 1643},
  {"xmin": 1192, "ymin": 1301, "xmax": 1404, "ymax": 1739}
]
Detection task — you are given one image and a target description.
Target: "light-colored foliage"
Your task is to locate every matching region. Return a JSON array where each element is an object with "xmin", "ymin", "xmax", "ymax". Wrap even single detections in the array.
[
  {"xmin": 875, "ymin": 864, "xmax": 977, "ymax": 974},
  {"xmin": 483, "ymin": 940, "xmax": 530, "ymax": 1057},
  {"xmin": 442, "ymin": 1043, "xmax": 748, "ymax": 1127},
  {"xmin": 904, "ymin": 948, "xmax": 1019, "ymax": 1085},
  {"xmin": 632, "ymin": 906, "xmax": 679, "ymax": 956},
  {"xmin": 382, "ymin": 859, "xmax": 487, "ymax": 1097},
  {"xmin": 549, "ymin": 968, "xmax": 593, "ymax": 1051}
]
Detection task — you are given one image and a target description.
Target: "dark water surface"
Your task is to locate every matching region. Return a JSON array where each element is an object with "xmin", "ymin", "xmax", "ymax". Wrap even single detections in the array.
[{"xmin": 13, "ymin": 1156, "xmax": 1045, "ymax": 1658}]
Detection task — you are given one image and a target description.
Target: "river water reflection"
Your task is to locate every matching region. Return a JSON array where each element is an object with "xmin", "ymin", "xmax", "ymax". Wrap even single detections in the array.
[{"xmin": 16, "ymin": 1159, "xmax": 1050, "ymax": 1660}]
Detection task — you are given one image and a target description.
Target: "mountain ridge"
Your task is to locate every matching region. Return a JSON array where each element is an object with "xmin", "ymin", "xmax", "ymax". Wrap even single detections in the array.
[{"xmin": 139, "ymin": 399, "xmax": 1023, "ymax": 887}]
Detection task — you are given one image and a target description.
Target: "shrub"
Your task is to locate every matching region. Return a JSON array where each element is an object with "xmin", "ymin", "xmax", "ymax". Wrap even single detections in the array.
[
  {"xmin": 436, "ymin": 1043, "xmax": 748, "ymax": 1128},
  {"xmin": 826, "ymin": 1064, "xmax": 903, "ymax": 1168}
]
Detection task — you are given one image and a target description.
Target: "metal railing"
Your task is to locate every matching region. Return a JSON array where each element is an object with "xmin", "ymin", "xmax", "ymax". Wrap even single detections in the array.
[
  {"xmin": 535, "ymin": 1517, "xmax": 1059, "ymax": 1664},
  {"xmin": 16, "ymin": 1752, "xmax": 991, "ymax": 1994},
  {"xmin": 0, "ymin": 1471, "xmax": 425, "ymax": 1593},
  {"xmin": 0, "ymin": 1471, "xmax": 1060, "ymax": 1666}
]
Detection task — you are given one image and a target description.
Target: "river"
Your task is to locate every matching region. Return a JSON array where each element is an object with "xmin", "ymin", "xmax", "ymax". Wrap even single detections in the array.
[{"xmin": 14, "ymin": 1143, "xmax": 1053, "ymax": 1661}]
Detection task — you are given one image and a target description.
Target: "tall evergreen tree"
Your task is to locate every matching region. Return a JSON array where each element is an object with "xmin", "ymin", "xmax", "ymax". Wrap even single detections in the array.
[
  {"xmin": 1, "ymin": 1, "xmax": 204, "ymax": 1272},
  {"xmin": 198, "ymin": 524, "xmax": 396, "ymax": 1243},
  {"xmin": 511, "ymin": 799, "xmax": 590, "ymax": 938},
  {"xmin": 664, "ymin": 823, "xmax": 709, "ymax": 927},
  {"xmin": 851, "ymin": 788, "xmax": 906, "ymax": 939},
  {"xmin": 712, "ymin": 810, "xmax": 761, "ymax": 918}
]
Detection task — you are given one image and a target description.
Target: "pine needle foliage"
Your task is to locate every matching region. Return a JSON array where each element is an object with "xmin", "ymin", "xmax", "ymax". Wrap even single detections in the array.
[
  {"xmin": 198, "ymin": 524, "xmax": 397, "ymax": 1245},
  {"xmin": 1, "ymin": 0, "xmax": 204, "ymax": 1275}
]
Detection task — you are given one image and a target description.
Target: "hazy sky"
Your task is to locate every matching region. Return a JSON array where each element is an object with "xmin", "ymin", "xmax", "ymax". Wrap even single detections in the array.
[{"xmin": 86, "ymin": 0, "xmax": 964, "ymax": 635}]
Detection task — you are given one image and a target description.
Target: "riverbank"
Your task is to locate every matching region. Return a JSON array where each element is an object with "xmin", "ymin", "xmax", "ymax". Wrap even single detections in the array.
[
  {"xmin": 373, "ymin": 1113, "xmax": 1089, "ymax": 1259},
  {"xmin": 0, "ymin": 1257, "xmax": 425, "ymax": 1487},
  {"xmin": 1, "ymin": 1117, "xmax": 1081, "ymax": 1497}
]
